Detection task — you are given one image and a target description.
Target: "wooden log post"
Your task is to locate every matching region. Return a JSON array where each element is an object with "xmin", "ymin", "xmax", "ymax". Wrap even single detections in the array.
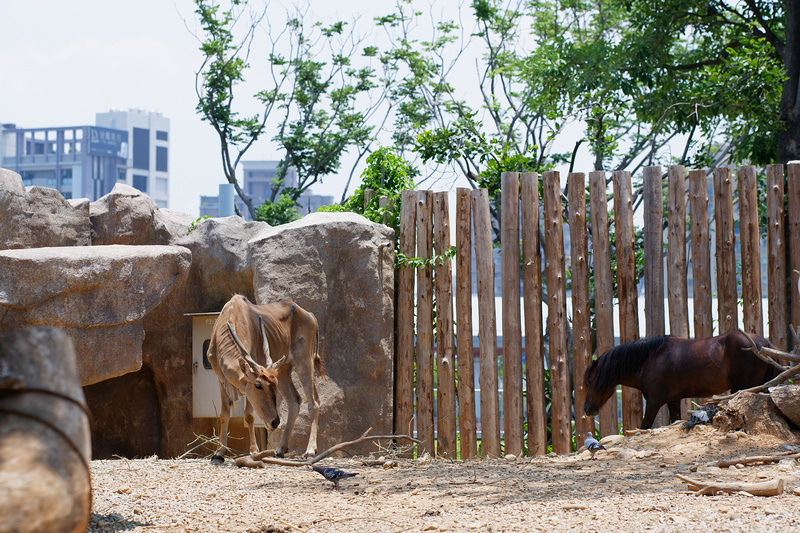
[
  {"xmin": 542, "ymin": 171, "xmax": 572, "ymax": 453},
  {"xmin": 667, "ymin": 165, "xmax": 690, "ymax": 419},
  {"xmin": 713, "ymin": 167, "xmax": 738, "ymax": 334},
  {"xmin": 433, "ymin": 191, "xmax": 457, "ymax": 458},
  {"xmin": 589, "ymin": 171, "xmax": 616, "ymax": 437},
  {"xmin": 788, "ymin": 162, "xmax": 800, "ymax": 346},
  {"xmin": 471, "ymin": 188, "xmax": 501, "ymax": 457},
  {"xmin": 613, "ymin": 170, "xmax": 642, "ymax": 430},
  {"xmin": 738, "ymin": 165, "xmax": 763, "ymax": 336},
  {"xmin": 455, "ymin": 188, "xmax": 477, "ymax": 459},
  {"xmin": 643, "ymin": 166, "xmax": 668, "ymax": 427},
  {"xmin": 415, "ymin": 190, "xmax": 435, "ymax": 455},
  {"xmin": 0, "ymin": 327, "xmax": 92, "ymax": 533},
  {"xmin": 766, "ymin": 164, "xmax": 787, "ymax": 351},
  {"xmin": 394, "ymin": 190, "xmax": 417, "ymax": 451},
  {"xmin": 501, "ymin": 172, "xmax": 524, "ymax": 456},
  {"xmin": 521, "ymin": 172, "xmax": 547, "ymax": 456},
  {"xmin": 568, "ymin": 172, "xmax": 593, "ymax": 441},
  {"xmin": 364, "ymin": 188, "xmax": 376, "ymax": 209},
  {"xmin": 689, "ymin": 169, "xmax": 713, "ymax": 340}
]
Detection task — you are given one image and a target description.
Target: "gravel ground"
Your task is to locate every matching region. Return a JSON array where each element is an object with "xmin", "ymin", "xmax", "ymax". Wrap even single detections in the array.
[{"xmin": 88, "ymin": 424, "xmax": 800, "ymax": 532}]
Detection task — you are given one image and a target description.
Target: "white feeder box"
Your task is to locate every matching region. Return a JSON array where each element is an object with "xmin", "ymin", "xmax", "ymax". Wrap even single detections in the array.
[{"xmin": 186, "ymin": 311, "xmax": 266, "ymax": 427}]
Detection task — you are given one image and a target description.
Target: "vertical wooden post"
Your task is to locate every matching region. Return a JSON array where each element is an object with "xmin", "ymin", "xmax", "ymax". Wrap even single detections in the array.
[
  {"xmin": 364, "ymin": 188, "xmax": 376, "ymax": 209},
  {"xmin": 738, "ymin": 166, "xmax": 763, "ymax": 336},
  {"xmin": 766, "ymin": 164, "xmax": 787, "ymax": 350},
  {"xmin": 787, "ymin": 162, "xmax": 800, "ymax": 346},
  {"xmin": 667, "ymin": 165, "xmax": 689, "ymax": 338},
  {"xmin": 471, "ymin": 188, "xmax": 500, "ymax": 457},
  {"xmin": 395, "ymin": 191, "xmax": 417, "ymax": 450},
  {"xmin": 521, "ymin": 172, "xmax": 546, "ymax": 456},
  {"xmin": 689, "ymin": 170, "xmax": 713, "ymax": 340},
  {"xmin": 714, "ymin": 167, "xmax": 738, "ymax": 334},
  {"xmin": 568, "ymin": 172, "xmax": 592, "ymax": 441},
  {"xmin": 613, "ymin": 170, "xmax": 642, "ymax": 430},
  {"xmin": 542, "ymin": 171, "xmax": 571, "ymax": 453},
  {"xmin": 590, "ymin": 171, "xmax": 616, "ymax": 437},
  {"xmin": 433, "ymin": 192, "xmax": 457, "ymax": 458},
  {"xmin": 500, "ymin": 172, "xmax": 524, "ymax": 456},
  {"xmin": 643, "ymin": 166, "xmax": 667, "ymax": 427},
  {"xmin": 455, "ymin": 188, "xmax": 477, "ymax": 459},
  {"xmin": 667, "ymin": 165, "xmax": 690, "ymax": 419},
  {"xmin": 415, "ymin": 190, "xmax": 435, "ymax": 455}
]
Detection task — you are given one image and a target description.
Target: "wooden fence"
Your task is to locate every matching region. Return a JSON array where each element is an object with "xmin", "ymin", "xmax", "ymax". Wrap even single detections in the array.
[{"xmin": 394, "ymin": 164, "xmax": 800, "ymax": 458}]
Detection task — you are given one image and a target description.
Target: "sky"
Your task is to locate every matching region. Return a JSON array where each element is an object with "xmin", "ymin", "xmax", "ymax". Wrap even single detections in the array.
[{"xmin": 0, "ymin": 0, "xmax": 411, "ymax": 216}]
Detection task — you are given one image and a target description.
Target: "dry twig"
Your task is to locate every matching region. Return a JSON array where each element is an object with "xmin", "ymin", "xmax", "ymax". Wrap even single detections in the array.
[{"xmin": 236, "ymin": 427, "xmax": 421, "ymax": 468}]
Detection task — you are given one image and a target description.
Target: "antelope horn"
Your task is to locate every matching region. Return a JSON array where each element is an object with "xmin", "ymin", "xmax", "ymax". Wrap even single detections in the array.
[
  {"xmin": 269, "ymin": 355, "xmax": 287, "ymax": 370},
  {"xmin": 258, "ymin": 316, "xmax": 272, "ymax": 364},
  {"xmin": 227, "ymin": 321, "xmax": 259, "ymax": 372}
]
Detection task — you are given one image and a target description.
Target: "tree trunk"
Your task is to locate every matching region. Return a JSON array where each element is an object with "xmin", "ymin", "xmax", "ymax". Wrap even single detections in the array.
[{"xmin": 778, "ymin": 0, "xmax": 800, "ymax": 163}]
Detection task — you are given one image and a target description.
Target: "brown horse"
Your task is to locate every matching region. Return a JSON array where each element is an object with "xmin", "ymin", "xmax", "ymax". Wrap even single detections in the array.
[{"xmin": 583, "ymin": 331, "xmax": 779, "ymax": 429}]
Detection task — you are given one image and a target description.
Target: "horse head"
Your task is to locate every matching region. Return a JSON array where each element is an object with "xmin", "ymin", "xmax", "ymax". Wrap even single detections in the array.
[{"xmin": 582, "ymin": 358, "xmax": 602, "ymax": 416}]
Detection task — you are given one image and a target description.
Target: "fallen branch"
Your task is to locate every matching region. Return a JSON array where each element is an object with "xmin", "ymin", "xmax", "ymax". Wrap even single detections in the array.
[
  {"xmin": 675, "ymin": 474, "xmax": 784, "ymax": 496},
  {"xmin": 717, "ymin": 452, "xmax": 800, "ymax": 468},
  {"xmin": 236, "ymin": 428, "xmax": 421, "ymax": 468},
  {"xmin": 740, "ymin": 329, "xmax": 800, "ymax": 365},
  {"xmin": 709, "ymin": 363, "xmax": 800, "ymax": 403}
]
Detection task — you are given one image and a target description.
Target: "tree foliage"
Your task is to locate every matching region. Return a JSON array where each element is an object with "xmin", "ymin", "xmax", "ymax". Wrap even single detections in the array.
[{"xmin": 194, "ymin": 0, "xmax": 384, "ymax": 219}]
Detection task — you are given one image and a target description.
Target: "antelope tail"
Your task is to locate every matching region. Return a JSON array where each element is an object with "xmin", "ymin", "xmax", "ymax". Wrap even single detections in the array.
[{"xmin": 314, "ymin": 328, "xmax": 327, "ymax": 379}]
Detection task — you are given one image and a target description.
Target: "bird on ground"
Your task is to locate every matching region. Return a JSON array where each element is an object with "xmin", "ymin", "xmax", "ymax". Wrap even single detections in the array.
[
  {"xmin": 311, "ymin": 464, "xmax": 357, "ymax": 489},
  {"xmin": 683, "ymin": 405, "xmax": 717, "ymax": 431},
  {"xmin": 584, "ymin": 432, "xmax": 606, "ymax": 460}
]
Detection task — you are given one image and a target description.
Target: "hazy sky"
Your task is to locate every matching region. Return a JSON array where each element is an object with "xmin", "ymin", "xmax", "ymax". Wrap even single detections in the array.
[{"xmin": 0, "ymin": 0, "xmax": 405, "ymax": 216}]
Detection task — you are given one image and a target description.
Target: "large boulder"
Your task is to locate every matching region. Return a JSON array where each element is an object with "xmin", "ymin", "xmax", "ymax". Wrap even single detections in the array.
[
  {"xmin": 0, "ymin": 245, "xmax": 191, "ymax": 385},
  {"xmin": 0, "ymin": 168, "xmax": 90, "ymax": 249},
  {"xmin": 770, "ymin": 384, "xmax": 800, "ymax": 428},
  {"xmin": 249, "ymin": 212, "xmax": 395, "ymax": 455},
  {"xmin": 90, "ymin": 183, "xmax": 195, "ymax": 246}
]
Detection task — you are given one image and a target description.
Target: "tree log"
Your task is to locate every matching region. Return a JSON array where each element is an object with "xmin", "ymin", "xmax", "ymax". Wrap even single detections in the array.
[
  {"xmin": 676, "ymin": 474, "xmax": 784, "ymax": 496},
  {"xmin": 717, "ymin": 452, "xmax": 800, "ymax": 468}
]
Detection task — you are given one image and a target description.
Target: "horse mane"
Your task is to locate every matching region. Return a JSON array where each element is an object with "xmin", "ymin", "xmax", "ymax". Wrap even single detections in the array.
[{"xmin": 592, "ymin": 335, "xmax": 672, "ymax": 392}]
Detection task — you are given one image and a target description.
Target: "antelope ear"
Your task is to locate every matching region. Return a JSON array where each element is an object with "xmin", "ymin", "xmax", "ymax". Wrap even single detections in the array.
[
  {"xmin": 239, "ymin": 358, "xmax": 255, "ymax": 378},
  {"xmin": 269, "ymin": 355, "xmax": 287, "ymax": 370}
]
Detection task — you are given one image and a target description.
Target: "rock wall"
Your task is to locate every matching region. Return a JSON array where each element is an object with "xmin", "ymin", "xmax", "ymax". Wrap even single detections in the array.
[{"xmin": 0, "ymin": 169, "xmax": 395, "ymax": 458}]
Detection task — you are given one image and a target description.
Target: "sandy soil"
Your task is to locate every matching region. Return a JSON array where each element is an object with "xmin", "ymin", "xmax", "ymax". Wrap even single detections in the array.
[{"xmin": 88, "ymin": 424, "xmax": 800, "ymax": 533}]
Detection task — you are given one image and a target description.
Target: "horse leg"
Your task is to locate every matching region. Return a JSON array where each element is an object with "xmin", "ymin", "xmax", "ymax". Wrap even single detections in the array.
[
  {"xmin": 243, "ymin": 398, "xmax": 259, "ymax": 454},
  {"xmin": 275, "ymin": 366, "xmax": 301, "ymax": 458},
  {"xmin": 640, "ymin": 399, "xmax": 663, "ymax": 430},
  {"xmin": 212, "ymin": 382, "xmax": 233, "ymax": 465},
  {"xmin": 667, "ymin": 400, "xmax": 683, "ymax": 424},
  {"xmin": 294, "ymin": 356, "xmax": 320, "ymax": 457}
]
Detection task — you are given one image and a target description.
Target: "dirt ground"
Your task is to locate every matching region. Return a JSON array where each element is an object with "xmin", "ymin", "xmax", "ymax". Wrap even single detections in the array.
[{"xmin": 88, "ymin": 424, "xmax": 800, "ymax": 533}]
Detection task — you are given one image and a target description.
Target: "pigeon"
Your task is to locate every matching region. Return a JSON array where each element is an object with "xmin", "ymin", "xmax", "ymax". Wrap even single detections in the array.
[
  {"xmin": 683, "ymin": 405, "xmax": 717, "ymax": 431},
  {"xmin": 584, "ymin": 432, "xmax": 605, "ymax": 460},
  {"xmin": 311, "ymin": 464, "xmax": 357, "ymax": 489}
]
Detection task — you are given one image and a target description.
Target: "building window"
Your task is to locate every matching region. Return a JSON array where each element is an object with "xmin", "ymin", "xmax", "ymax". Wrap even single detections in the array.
[
  {"xmin": 61, "ymin": 168, "xmax": 72, "ymax": 186},
  {"xmin": 156, "ymin": 130, "xmax": 168, "ymax": 141},
  {"xmin": 118, "ymin": 168, "xmax": 127, "ymax": 182},
  {"xmin": 156, "ymin": 178, "xmax": 168, "ymax": 194},
  {"xmin": 156, "ymin": 146, "xmax": 168, "ymax": 172},
  {"xmin": 132, "ymin": 128, "xmax": 149, "ymax": 170},
  {"xmin": 133, "ymin": 174, "xmax": 148, "ymax": 192}
]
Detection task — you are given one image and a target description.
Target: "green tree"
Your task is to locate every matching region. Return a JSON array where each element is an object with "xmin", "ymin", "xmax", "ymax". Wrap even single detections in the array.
[
  {"xmin": 194, "ymin": 0, "xmax": 384, "ymax": 220},
  {"xmin": 253, "ymin": 192, "xmax": 301, "ymax": 226},
  {"xmin": 319, "ymin": 146, "xmax": 418, "ymax": 239}
]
